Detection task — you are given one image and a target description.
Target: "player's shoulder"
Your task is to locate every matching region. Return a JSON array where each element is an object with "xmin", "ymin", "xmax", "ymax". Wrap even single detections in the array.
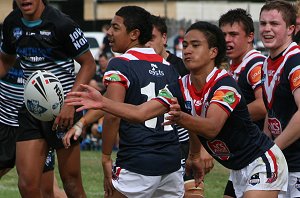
[
  {"xmin": 43, "ymin": 6, "xmax": 75, "ymax": 28},
  {"xmin": 3, "ymin": 9, "xmax": 21, "ymax": 25}
]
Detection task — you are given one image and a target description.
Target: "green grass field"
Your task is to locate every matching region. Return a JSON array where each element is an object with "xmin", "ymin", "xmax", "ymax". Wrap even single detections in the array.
[{"xmin": 0, "ymin": 151, "xmax": 229, "ymax": 197}]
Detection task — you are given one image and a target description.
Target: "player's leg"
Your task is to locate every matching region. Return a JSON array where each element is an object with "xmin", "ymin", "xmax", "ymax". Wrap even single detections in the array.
[
  {"xmin": 56, "ymin": 143, "xmax": 86, "ymax": 198},
  {"xmin": 16, "ymin": 139, "xmax": 48, "ymax": 198},
  {"xmin": 53, "ymin": 174, "xmax": 67, "ymax": 198},
  {"xmin": 41, "ymin": 170, "xmax": 55, "ymax": 198},
  {"xmin": 232, "ymin": 145, "xmax": 288, "ymax": 198},
  {"xmin": 0, "ymin": 123, "xmax": 17, "ymax": 179},
  {"xmin": 41, "ymin": 149, "xmax": 67, "ymax": 198}
]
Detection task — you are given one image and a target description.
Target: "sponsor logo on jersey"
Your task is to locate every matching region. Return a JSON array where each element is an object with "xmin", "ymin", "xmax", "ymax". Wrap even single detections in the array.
[
  {"xmin": 291, "ymin": 69, "xmax": 300, "ymax": 90},
  {"xmin": 249, "ymin": 65, "xmax": 261, "ymax": 85},
  {"xmin": 13, "ymin": 27, "xmax": 23, "ymax": 39},
  {"xmin": 104, "ymin": 73, "xmax": 121, "ymax": 82},
  {"xmin": 185, "ymin": 101, "xmax": 192, "ymax": 113},
  {"xmin": 40, "ymin": 30, "xmax": 51, "ymax": 36},
  {"xmin": 249, "ymin": 173, "xmax": 260, "ymax": 186},
  {"xmin": 69, "ymin": 28, "xmax": 88, "ymax": 50},
  {"xmin": 27, "ymin": 99, "xmax": 47, "ymax": 115},
  {"xmin": 268, "ymin": 117, "xmax": 282, "ymax": 137},
  {"xmin": 223, "ymin": 91, "xmax": 235, "ymax": 104},
  {"xmin": 295, "ymin": 178, "xmax": 300, "ymax": 191},
  {"xmin": 207, "ymin": 140, "xmax": 230, "ymax": 160},
  {"xmin": 149, "ymin": 63, "xmax": 164, "ymax": 77},
  {"xmin": 158, "ymin": 88, "xmax": 172, "ymax": 99}
]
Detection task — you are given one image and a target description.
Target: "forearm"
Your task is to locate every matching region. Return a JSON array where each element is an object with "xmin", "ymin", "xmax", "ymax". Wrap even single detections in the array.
[
  {"xmin": 176, "ymin": 112, "xmax": 220, "ymax": 139},
  {"xmin": 101, "ymin": 97, "xmax": 167, "ymax": 123},
  {"xmin": 0, "ymin": 53, "xmax": 15, "ymax": 78},
  {"xmin": 247, "ymin": 98, "xmax": 266, "ymax": 121},
  {"xmin": 275, "ymin": 110, "xmax": 300, "ymax": 150},
  {"xmin": 101, "ymin": 115, "xmax": 120, "ymax": 155},
  {"xmin": 82, "ymin": 109, "xmax": 104, "ymax": 126}
]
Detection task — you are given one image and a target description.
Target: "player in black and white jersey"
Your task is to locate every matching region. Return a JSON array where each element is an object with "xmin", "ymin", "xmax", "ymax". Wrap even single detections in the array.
[
  {"xmin": 0, "ymin": 58, "xmax": 66, "ymax": 197},
  {"xmin": 219, "ymin": 9, "xmax": 267, "ymax": 198},
  {"xmin": 260, "ymin": 1, "xmax": 300, "ymax": 197},
  {"xmin": 66, "ymin": 21, "xmax": 288, "ymax": 198},
  {"xmin": 0, "ymin": 0, "xmax": 96, "ymax": 197}
]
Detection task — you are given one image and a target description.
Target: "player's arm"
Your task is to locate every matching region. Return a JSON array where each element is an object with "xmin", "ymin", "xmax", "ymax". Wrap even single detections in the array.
[
  {"xmin": 247, "ymin": 87, "xmax": 266, "ymax": 121},
  {"xmin": 66, "ymin": 84, "xmax": 169, "ymax": 123},
  {"xmin": 169, "ymin": 102, "xmax": 228, "ymax": 139},
  {"xmin": 0, "ymin": 52, "xmax": 16, "ymax": 78},
  {"xmin": 274, "ymin": 88, "xmax": 300, "ymax": 150},
  {"xmin": 263, "ymin": 114, "xmax": 272, "ymax": 138}
]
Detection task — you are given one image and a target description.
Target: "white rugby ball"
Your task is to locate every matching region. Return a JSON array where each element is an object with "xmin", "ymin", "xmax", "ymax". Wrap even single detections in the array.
[{"xmin": 24, "ymin": 70, "xmax": 64, "ymax": 121}]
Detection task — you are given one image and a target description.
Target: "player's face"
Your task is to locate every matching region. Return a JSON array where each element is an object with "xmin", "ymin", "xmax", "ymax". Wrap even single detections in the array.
[
  {"xmin": 107, "ymin": 15, "xmax": 133, "ymax": 53},
  {"xmin": 296, "ymin": 17, "xmax": 300, "ymax": 34},
  {"xmin": 259, "ymin": 9, "xmax": 294, "ymax": 57},
  {"xmin": 15, "ymin": 0, "xmax": 45, "ymax": 21},
  {"xmin": 221, "ymin": 22, "xmax": 253, "ymax": 64},
  {"xmin": 145, "ymin": 26, "xmax": 167, "ymax": 56},
  {"xmin": 182, "ymin": 30, "xmax": 217, "ymax": 73}
]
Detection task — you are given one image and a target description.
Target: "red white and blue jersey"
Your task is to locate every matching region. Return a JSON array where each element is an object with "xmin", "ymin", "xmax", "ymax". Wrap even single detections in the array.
[
  {"xmin": 156, "ymin": 68, "xmax": 274, "ymax": 170},
  {"xmin": 1, "ymin": 6, "xmax": 90, "ymax": 96},
  {"xmin": 103, "ymin": 48, "xmax": 181, "ymax": 176},
  {"xmin": 262, "ymin": 42, "xmax": 300, "ymax": 172},
  {"xmin": 229, "ymin": 49, "xmax": 266, "ymax": 129}
]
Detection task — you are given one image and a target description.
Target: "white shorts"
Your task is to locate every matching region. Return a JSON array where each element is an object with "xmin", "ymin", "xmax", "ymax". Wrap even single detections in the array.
[
  {"xmin": 231, "ymin": 144, "xmax": 288, "ymax": 198},
  {"xmin": 278, "ymin": 172, "xmax": 300, "ymax": 198},
  {"xmin": 112, "ymin": 167, "xmax": 184, "ymax": 198}
]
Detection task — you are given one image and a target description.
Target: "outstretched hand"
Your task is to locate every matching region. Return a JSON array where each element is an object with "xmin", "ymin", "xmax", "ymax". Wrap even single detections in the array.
[
  {"xmin": 65, "ymin": 84, "xmax": 104, "ymax": 112},
  {"xmin": 163, "ymin": 97, "xmax": 182, "ymax": 126}
]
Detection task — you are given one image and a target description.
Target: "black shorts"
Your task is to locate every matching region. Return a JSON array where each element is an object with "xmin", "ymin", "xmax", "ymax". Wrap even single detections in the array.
[
  {"xmin": 43, "ymin": 148, "xmax": 55, "ymax": 172},
  {"xmin": 0, "ymin": 122, "xmax": 55, "ymax": 172},
  {"xmin": 224, "ymin": 180, "xmax": 237, "ymax": 197},
  {"xmin": 180, "ymin": 140, "xmax": 194, "ymax": 181},
  {"xmin": 17, "ymin": 106, "xmax": 82, "ymax": 150},
  {"xmin": 0, "ymin": 123, "xmax": 17, "ymax": 170}
]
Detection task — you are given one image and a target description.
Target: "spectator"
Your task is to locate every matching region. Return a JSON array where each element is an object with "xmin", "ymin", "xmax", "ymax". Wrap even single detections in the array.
[
  {"xmin": 100, "ymin": 24, "xmax": 113, "ymax": 57},
  {"xmin": 173, "ymin": 26, "xmax": 185, "ymax": 58}
]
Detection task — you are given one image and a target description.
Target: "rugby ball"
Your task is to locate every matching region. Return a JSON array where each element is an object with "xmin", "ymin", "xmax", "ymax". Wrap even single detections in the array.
[{"xmin": 24, "ymin": 70, "xmax": 64, "ymax": 121}]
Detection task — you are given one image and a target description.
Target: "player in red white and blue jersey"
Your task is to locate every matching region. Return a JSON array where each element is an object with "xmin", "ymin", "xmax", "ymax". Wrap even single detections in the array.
[
  {"xmin": 219, "ymin": 8, "xmax": 267, "ymax": 197},
  {"xmin": 65, "ymin": 21, "xmax": 288, "ymax": 197},
  {"xmin": 260, "ymin": 1, "xmax": 300, "ymax": 197},
  {"xmin": 0, "ymin": 0, "xmax": 95, "ymax": 197}
]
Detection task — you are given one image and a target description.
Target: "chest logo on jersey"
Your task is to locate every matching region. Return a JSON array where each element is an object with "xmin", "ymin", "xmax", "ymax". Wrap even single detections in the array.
[
  {"xmin": 149, "ymin": 63, "xmax": 164, "ymax": 77},
  {"xmin": 267, "ymin": 117, "xmax": 282, "ymax": 137},
  {"xmin": 13, "ymin": 27, "xmax": 23, "ymax": 40},
  {"xmin": 207, "ymin": 140, "xmax": 230, "ymax": 160}
]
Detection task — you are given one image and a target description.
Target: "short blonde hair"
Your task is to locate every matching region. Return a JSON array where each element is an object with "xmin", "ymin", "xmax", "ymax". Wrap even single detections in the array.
[{"xmin": 296, "ymin": 0, "xmax": 300, "ymax": 17}]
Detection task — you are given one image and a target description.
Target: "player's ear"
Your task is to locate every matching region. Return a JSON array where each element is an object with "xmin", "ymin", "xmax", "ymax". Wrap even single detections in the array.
[{"xmin": 130, "ymin": 29, "xmax": 140, "ymax": 41}]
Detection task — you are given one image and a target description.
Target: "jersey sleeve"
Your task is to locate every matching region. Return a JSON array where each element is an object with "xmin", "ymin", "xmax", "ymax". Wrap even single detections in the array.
[
  {"xmin": 56, "ymin": 18, "xmax": 90, "ymax": 58},
  {"xmin": 288, "ymin": 65, "xmax": 300, "ymax": 93},
  {"xmin": 155, "ymin": 81, "xmax": 189, "ymax": 113},
  {"xmin": 247, "ymin": 61, "xmax": 262, "ymax": 90},
  {"xmin": 1, "ymin": 12, "xmax": 17, "ymax": 55},
  {"xmin": 210, "ymin": 85, "xmax": 241, "ymax": 115},
  {"xmin": 103, "ymin": 58, "xmax": 130, "ymax": 89}
]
